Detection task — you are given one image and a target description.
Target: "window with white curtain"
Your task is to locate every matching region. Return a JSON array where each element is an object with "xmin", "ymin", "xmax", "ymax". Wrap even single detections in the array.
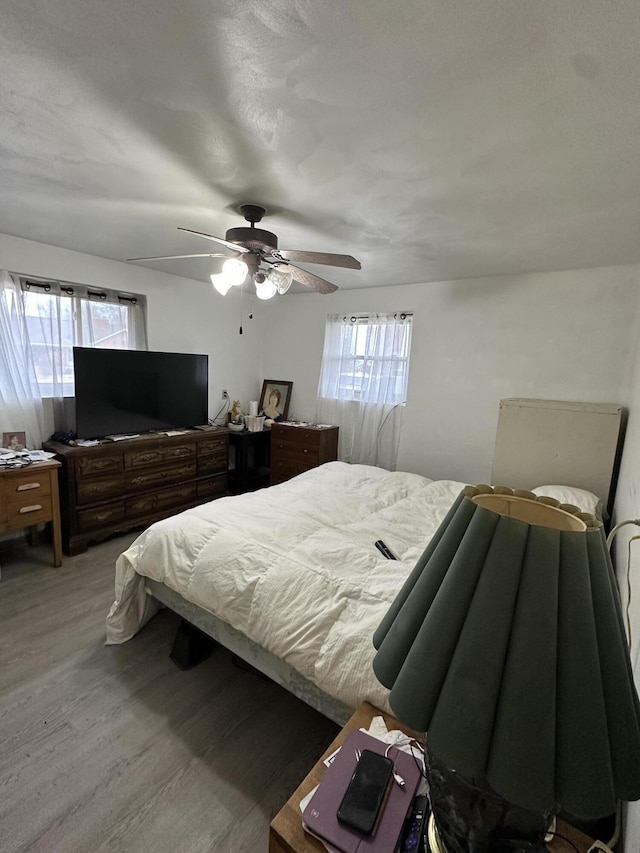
[
  {"xmin": 318, "ymin": 313, "xmax": 413, "ymax": 404},
  {"xmin": 316, "ymin": 312, "xmax": 413, "ymax": 471},
  {"xmin": 17, "ymin": 277, "xmax": 148, "ymax": 397},
  {"xmin": 0, "ymin": 270, "xmax": 148, "ymax": 448}
]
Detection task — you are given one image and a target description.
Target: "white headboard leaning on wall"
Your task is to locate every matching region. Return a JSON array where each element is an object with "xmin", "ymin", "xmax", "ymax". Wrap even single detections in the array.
[{"xmin": 491, "ymin": 398, "xmax": 624, "ymax": 517}]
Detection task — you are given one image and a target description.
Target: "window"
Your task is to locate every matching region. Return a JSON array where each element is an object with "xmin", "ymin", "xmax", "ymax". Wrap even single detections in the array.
[
  {"xmin": 13, "ymin": 278, "xmax": 147, "ymax": 397},
  {"xmin": 315, "ymin": 312, "xmax": 413, "ymax": 471},
  {"xmin": 318, "ymin": 313, "xmax": 413, "ymax": 405}
]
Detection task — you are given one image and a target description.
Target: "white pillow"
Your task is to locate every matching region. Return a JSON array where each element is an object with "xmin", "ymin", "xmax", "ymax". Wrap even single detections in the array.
[{"xmin": 531, "ymin": 485, "xmax": 604, "ymax": 520}]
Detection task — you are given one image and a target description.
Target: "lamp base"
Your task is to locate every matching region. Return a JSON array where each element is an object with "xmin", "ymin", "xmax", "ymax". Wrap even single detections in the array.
[{"xmin": 425, "ymin": 747, "xmax": 550, "ymax": 853}]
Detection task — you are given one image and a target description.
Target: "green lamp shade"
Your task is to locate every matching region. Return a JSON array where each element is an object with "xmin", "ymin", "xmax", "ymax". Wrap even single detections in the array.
[{"xmin": 373, "ymin": 486, "xmax": 640, "ymax": 820}]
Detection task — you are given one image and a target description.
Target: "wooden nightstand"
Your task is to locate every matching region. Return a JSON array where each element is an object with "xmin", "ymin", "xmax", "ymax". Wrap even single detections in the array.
[
  {"xmin": 269, "ymin": 702, "xmax": 417, "ymax": 853},
  {"xmin": 269, "ymin": 702, "xmax": 596, "ymax": 853},
  {"xmin": 0, "ymin": 460, "xmax": 62, "ymax": 570}
]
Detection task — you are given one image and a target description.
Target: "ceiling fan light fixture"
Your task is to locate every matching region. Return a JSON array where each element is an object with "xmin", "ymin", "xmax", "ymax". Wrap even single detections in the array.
[
  {"xmin": 255, "ymin": 275, "xmax": 277, "ymax": 300},
  {"xmin": 222, "ymin": 257, "xmax": 248, "ymax": 286},
  {"xmin": 268, "ymin": 268, "xmax": 293, "ymax": 295},
  {"xmin": 210, "ymin": 273, "xmax": 233, "ymax": 295}
]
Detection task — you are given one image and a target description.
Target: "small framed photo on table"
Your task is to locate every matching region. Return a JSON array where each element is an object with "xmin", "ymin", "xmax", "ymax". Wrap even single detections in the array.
[
  {"xmin": 3, "ymin": 431, "xmax": 27, "ymax": 450},
  {"xmin": 259, "ymin": 380, "xmax": 293, "ymax": 421}
]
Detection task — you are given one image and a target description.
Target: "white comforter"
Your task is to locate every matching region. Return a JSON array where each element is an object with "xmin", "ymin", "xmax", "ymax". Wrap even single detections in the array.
[{"xmin": 106, "ymin": 462, "xmax": 466, "ymax": 712}]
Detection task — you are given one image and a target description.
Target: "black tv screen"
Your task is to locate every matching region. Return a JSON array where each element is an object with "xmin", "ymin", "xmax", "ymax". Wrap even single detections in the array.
[{"xmin": 73, "ymin": 347, "xmax": 209, "ymax": 439}]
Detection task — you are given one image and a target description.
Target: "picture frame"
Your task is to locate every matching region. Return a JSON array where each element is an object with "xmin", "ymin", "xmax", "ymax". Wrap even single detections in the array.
[
  {"xmin": 259, "ymin": 380, "xmax": 293, "ymax": 421},
  {"xmin": 3, "ymin": 431, "xmax": 27, "ymax": 450}
]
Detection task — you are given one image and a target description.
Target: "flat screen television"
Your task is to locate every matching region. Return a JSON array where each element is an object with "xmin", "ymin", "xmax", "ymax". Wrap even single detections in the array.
[{"xmin": 73, "ymin": 347, "xmax": 209, "ymax": 439}]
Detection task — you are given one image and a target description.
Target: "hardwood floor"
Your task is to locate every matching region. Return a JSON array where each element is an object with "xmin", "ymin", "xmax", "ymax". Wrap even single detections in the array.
[{"xmin": 0, "ymin": 532, "xmax": 339, "ymax": 853}]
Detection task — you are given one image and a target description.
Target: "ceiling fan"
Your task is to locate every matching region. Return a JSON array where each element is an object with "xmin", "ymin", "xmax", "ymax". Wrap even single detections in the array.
[{"xmin": 127, "ymin": 204, "xmax": 361, "ymax": 299}]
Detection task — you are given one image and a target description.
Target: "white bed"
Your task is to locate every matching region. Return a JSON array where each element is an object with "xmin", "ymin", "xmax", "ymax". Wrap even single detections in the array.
[
  {"xmin": 105, "ymin": 398, "xmax": 622, "ymax": 725},
  {"xmin": 106, "ymin": 462, "xmax": 468, "ymax": 721}
]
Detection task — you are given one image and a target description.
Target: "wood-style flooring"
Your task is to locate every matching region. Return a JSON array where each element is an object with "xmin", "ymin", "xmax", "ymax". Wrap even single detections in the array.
[{"xmin": 0, "ymin": 532, "xmax": 339, "ymax": 853}]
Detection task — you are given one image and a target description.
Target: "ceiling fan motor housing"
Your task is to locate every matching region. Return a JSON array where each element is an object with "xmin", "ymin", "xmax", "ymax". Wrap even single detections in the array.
[{"xmin": 225, "ymin": 226, "xmax": 278, "ymax": 251}]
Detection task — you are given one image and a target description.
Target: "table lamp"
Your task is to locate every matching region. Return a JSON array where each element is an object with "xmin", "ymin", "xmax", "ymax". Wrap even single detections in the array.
[{"xmin": 373, "ymin": 485, "xmax": 640, "ymax": 853}]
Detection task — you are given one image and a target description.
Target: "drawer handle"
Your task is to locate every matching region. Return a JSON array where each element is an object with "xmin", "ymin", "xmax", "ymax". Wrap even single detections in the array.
[
  {"xmin": 19, "ymin": 504, "xmax": 42, "ymax": 514},
  {"xmin": 303, "ymin": 449, "xmax": 308, "ymax": 453},
  {"xmin": 17, "ymin": 482, "xmax": 41, "ymax": 491},
  {"xmin": 94, "ymin": 512, "xmax": 112, "ymax": 522}
]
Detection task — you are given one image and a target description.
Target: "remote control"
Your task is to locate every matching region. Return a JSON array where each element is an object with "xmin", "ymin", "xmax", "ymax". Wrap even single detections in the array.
[
  {"xmin": 375, "ymin": 539, "xmax": 398, "ymax": 560},
  {"xmin": 399, "ymin": 794, "xmax": 428, "ymax": 852}
]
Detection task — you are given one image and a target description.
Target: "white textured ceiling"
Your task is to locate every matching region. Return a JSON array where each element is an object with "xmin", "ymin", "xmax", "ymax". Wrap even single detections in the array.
[{"xmin": 1, "ymin": 0, "xmax": 640, "ymax": 291}]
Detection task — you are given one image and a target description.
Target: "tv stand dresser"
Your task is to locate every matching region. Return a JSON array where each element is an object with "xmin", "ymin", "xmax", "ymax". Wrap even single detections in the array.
[{"xmin": 43, "ymin": 427, "xmax": 229, "ymax": 555}]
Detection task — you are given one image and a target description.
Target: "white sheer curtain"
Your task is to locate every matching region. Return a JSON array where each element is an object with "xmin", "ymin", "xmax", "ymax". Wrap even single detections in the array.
[
  {"xmin": 315, "ymin": 312, "xmax": 413, "ymax": 471},
  {"xmin": 0, "ymin": 270, "xmax": 47, "ymax": 449},
  {"xmin": 0, "ymin": 271, "xmax": 148, "ymax": 447}
]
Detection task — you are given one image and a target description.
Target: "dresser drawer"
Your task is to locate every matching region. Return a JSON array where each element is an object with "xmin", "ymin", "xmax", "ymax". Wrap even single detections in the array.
[
  {"xmin": 197, "ymin": 476, "xmax": 228, "ymax": 500},
  {"xmin": 271, "ymin": 440, "xmax": 320, "ymax": 466},
  {"xmin": 78, "ymin": 502, "xmax": 125, "ymax": 533},
  {"xmin": 270, "ymin": 457, "xmax": 315, "ymax": 482},
  {"xmin": 4, "ymin": 495, "xmax": 54, "ymax": 530},
  {"xmin": 77, "ymin": 474, "xmax": 126, "ymax": 504},
  {"xmin": 3, "ymin": 469, "xmax": 52, "ymax": 499},
  {"xmin": 271, "ymin": 427, "xmax": 322, "ymax": 446},
  {"xmin": 198, "ymin": 450, "xmax": 227, "ymax": 474},
  {"xmin": 76, "ymin": 453, "xmax": 123, "ymax": 478},
  {"xmin": 198, "ymin": 436, "xmax": 228, "ymax": 457},
  {"xmin": 125, "ymin": 443, "xmax": 196, "ymax": 470},
  {"xmin": 126, "ymin": 483, "xmax": 197, "ymax": 519},
  {"xmin": 125, "ymin": 462, "xmax": 197, "ymax": 490}
]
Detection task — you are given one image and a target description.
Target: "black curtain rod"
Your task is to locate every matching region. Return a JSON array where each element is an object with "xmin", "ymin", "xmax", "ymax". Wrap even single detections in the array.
[
  {"xmin": 344, "ymin": 312, "xmax": 413, "ymax": 322},
  {"xmin": 24, "ymin": 279, "xmax": 54, "ymax": 292},
  {"xmin": 21, "ymin": 277, "xmax": 141, "ymax": 305}
]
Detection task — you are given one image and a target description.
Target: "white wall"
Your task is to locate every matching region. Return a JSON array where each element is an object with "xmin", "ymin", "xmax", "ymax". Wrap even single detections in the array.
[
  {"xmin": 0, "ymin": 234, "xmax": 267, "ymax": 420},
  {"xmin": 261, "ymin": 265, "xmax": 640, "ymax": 484}
]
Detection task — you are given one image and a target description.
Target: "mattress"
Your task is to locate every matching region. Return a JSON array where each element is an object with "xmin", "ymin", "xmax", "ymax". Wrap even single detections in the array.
[{"xmin": 106, "ymin": 461, "xmax": 467, "ymax": 712}]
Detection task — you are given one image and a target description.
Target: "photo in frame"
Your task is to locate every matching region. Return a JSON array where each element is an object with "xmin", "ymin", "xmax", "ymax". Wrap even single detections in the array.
[
  {"xmin": 3, "ymin": 431, "xmax": 27, "ymax": 450},
  {"xmin": 258, "ymin": 380, "xmax": 293, "ymax": 422}
]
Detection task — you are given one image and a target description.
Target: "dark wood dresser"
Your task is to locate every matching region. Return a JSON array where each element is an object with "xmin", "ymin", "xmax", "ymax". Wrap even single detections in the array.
[
  {"xmin": 269, "ymin": 423, "xmax": 338, "ymax": 486},
  {"xmin": 44, "ymin": 427, "xmax": 229, "ymax": 555}
]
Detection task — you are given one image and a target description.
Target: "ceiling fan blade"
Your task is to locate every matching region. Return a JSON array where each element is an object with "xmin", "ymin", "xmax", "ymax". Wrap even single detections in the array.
[
  {"xmin": 178, "ymin": 227, "xmax": 250, "ymax": 254},
  {"xmin": 127, "ymin": 252, "xmax": 229, "ymax": 262},
  {"xmin": 274, "ymin": 262, "xmax": 338, "ymax": 294},
  {"xmin": 277, "ymin": 249, "xmax": 361, "ymax": 269}
]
